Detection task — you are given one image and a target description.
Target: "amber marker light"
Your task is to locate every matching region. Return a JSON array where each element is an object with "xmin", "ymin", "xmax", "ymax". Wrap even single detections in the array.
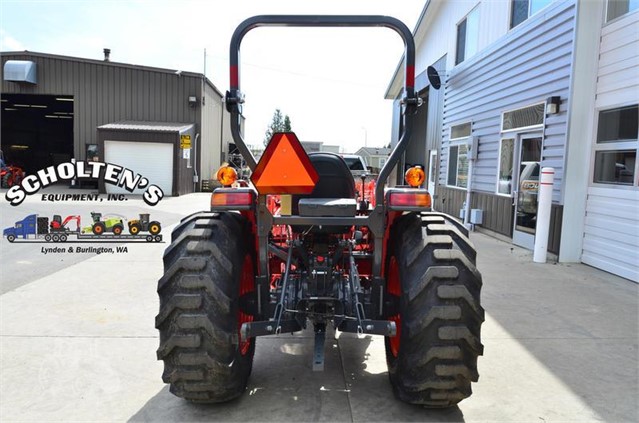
[
  {"xmin": 216, "ymin": 165, "xmax": 238, "ymax": 186},
  {"xmin": 405, "ymin": 166, "xmax": 425, "ymax": 187}
]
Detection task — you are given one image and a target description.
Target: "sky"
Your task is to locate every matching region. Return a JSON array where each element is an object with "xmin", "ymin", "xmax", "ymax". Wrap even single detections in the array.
[{"xmin": 0, "ymin": 0, "xmax": 425, "ymax": 153}]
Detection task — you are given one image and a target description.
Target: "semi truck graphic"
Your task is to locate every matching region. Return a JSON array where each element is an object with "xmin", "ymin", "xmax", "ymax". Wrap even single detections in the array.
[{"xmin": 3, "ymin": 213, "xmax": 163, "ymax": 243}]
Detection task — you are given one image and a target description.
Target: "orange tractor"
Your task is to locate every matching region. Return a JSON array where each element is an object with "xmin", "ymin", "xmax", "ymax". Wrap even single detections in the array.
[
  {"xmin": 156, "ymin": 15, "xmax": 483, "ymax": 407},
  {"xmin": 0, "ymin": 150, "xmax": 25, "ymax": 189},
  {"xmin": 127, "ymin": 213, "xmax": 161, "ymax": 235}
]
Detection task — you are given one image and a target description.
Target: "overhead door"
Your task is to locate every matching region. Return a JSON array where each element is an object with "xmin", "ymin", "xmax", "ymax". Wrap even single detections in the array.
[
  {"xmin": 104, "ymin": 140, "xmax": 173, "ymax": 195},
  {"xmin": 582, "ymin": 187, "xmax": 639, "ymax": 283},
  {"xmin": 582, "ymin": 13, "xmax": 639, "ymax": 283}
]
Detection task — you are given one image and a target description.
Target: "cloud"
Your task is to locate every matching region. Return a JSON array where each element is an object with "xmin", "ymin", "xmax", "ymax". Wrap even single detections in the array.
[{"xmin": 0, "ymin": 29, "xmax": 25, "ymax": 51}]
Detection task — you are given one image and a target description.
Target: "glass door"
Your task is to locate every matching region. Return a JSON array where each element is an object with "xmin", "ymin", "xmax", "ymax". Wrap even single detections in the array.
[{"xmin": 512, "ymin": 134, "xmax": 542, "ymax": 249}]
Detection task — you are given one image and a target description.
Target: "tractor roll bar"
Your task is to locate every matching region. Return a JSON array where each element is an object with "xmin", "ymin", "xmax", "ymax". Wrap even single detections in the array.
[{"xmin": 226, "ymin": 15, "xmax": 419, "ymax": 206}]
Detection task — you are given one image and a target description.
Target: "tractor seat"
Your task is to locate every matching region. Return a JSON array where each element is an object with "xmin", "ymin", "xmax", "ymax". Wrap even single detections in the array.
[
  {"xmin": 292, "ymin": 153, "xmax": 356, "ymax": 213},
  {"xmin": 292, "ymin": 153, "xmax": 356, "ymax": 233}
]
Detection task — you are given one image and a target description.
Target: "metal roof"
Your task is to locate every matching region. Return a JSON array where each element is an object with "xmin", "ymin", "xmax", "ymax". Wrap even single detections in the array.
[
  {"xmin": 356, "ymin": 147, "xmax": 391, "ymax": 156},
  {"xmin": 0, "ymin": 50, "xmax": 224, "ymax": 97},
  {"xmin": 98, "ymin": 121, "xmax": 194, "ymax": 132}
]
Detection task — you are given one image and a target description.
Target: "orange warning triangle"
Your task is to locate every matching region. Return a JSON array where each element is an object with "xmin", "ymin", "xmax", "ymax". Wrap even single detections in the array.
[{"xmin": 251, "ymin": 132, "xmax": 319, "ymax": 194}]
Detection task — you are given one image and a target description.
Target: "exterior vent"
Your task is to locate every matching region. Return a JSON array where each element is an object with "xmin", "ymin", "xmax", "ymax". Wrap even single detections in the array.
[{"xmin": 3, "ymin": 60, "xmax": 37, "ymax": 84}]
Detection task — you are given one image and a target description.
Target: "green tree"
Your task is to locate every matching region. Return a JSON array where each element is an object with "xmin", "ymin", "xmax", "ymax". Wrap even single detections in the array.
[
  {"xmin": 283, "ymin": 115, "xmax": 291, "ymax": 132},
  {"xmin": 264, "ymin": 109, "xmax": 292, "ymax": 146}
]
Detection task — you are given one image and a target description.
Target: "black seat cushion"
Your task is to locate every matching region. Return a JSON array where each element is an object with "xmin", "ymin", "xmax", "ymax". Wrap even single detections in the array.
[{"xmin": 292, "ymin": 153, "xmax": 355, "ymax": 215}]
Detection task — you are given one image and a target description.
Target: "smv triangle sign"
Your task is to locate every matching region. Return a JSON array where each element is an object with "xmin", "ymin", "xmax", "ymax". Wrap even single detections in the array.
[{"xmin": 250, "ymin": 132, "xmax": 319, "ymax": 194}]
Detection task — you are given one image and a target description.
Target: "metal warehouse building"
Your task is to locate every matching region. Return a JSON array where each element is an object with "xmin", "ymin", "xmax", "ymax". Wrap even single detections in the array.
[{"xmin": 1, "ymin": 50, "xmax": 233, "ymax": 195}]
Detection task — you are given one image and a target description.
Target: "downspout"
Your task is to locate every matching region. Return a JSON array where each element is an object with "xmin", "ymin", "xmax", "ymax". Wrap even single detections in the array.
[
  {"xmin": 193, "ymin": 133, "xmax": 200, "ymax": 192},
  {"xmin": 464, "ymin": 136, "xmax": 476, "ymax": 230},
  {"xmin": 464, "ymin": 156, "xmax": 474, "ymax": 229}
]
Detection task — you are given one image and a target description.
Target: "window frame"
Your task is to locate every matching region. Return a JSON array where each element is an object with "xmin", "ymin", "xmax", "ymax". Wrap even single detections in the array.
[
  {"xmin": 500, "ymin": 101, "xmax": 546, "ymax": 133},
  {"xmin": 496, "ymin": 137, "xmax": 516, "ymax": 197},
  {"xmin": 605, "ymin": 0, "xmax": 639, "ymax": 24},
  {"xmin": 510, "ymin": 0, "xmax": 555, "ymax": 29},
  {"xmin": 450, "ymin": 121, "xmax": 472, "ymax": 141},
  {"xmin": 455, "ymin": 5, "xmax": 480, "ymax": 65},
  {"xmin": 447, "ymin": 121, "xmax": 473, "ymax": 189},
  {"xmin": 591, "ymin": 103, "xmax": 639, "ymax": 189},
  {"xmin": 447, "ymin": 142, "xmax": 470, "ymax": 189}
]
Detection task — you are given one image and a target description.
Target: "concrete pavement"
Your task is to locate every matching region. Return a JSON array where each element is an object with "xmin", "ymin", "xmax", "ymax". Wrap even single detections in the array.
[{"xmin": 1, "ymin": 192, "xmax": 637, "ymax": 422}]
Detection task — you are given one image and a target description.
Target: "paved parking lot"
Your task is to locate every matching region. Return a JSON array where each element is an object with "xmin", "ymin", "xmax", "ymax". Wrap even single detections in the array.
[{"xmin": 1, "ymin": 190, "xmax": 637, "ymax": 422}]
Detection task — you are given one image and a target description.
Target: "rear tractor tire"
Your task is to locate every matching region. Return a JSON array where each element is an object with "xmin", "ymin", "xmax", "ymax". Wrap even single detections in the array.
[
  {"xmin": 129, "ymin": 223, "xmax": 141, "ymax": 235},
  {"xmin": 385, "ymin": 212, "xmax": 484, "ymax": 407},
  {"xmin": 92, "ymin": 222, "xmax": 106, "ymax": 236},
  {"xmin": 156, "ymin": 211, "xmax": 257, "ymax": 402},
  {"xmin": 148, "ymin": 221, "xmax": 162, "ymax": 235}
]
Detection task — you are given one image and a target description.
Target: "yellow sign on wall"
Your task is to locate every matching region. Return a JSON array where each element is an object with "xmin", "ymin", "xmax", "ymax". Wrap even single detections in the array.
[{"xmin": 180, "ymin": 135, "xmax": 191, "ymax": 149}]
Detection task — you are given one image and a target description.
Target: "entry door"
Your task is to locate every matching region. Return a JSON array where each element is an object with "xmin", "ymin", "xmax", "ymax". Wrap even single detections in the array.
[
  {"xmin": 428, "ymin": 150, "xmax": 437, "ymax": 195},
  {"xmin": 512, "ymin": 134, "xmax": 542, "ymax": 249}
]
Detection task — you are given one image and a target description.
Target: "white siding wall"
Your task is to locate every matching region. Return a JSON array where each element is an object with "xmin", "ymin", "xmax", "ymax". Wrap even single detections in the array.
[
  {"xmin": 388, "ymin": 0, "xmax": 508, "ymax": 98},
  {"xmin": 414, "ymin": 0, "xmax": 510, "ymax": 78},
  {"xmin": 595, "ymin": 11, "xmax": 639, "ymax": 108},
  {"xmin": 582, "ymin": 10, "xmax": 639, "ymax": 282},
  {"xmin": 440, "ymin": 1, "xmax": 575, "ymax": 203}
]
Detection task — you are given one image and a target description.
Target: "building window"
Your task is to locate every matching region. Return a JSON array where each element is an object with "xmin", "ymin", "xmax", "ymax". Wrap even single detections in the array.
[
  {"xmin": 448, "ymin": 122, "xmax": 472, "ymax": 188},
  {"xmin": 498, "ymin": 138, "xmax": 515, "ymax": 195},
  {"xmin": 451, "ymin": 122, "xmax": 472, "ymax": 140},
  {"xmin": 593, "ymin": 105, "xmax": 638, "ymax": 187},
  {"xmin": 511, "ymin": 0, "xmax": 553, "ymax": 28},
  {"xmin": 607, "ymin": 0, "xmax": 639, "ymax": 22},
  {"xmin": 448, "ymin": 144, "xmax": 469, "ymax": 188},
  {"xmin": 501, "ymin": 103, "xmax": 545, "ymax": 132},
  {"xmin": 456, "ymin": 6, "xmax": 480, "ymax": 65},
  {"xmin": 597, "ymin": 105, "xmax": 639, "ymax": 143}
]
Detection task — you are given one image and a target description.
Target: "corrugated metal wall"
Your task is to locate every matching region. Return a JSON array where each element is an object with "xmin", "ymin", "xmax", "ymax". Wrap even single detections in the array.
[
  {"xmin": 435, "ymin": 185, "xmax": 563, "ymax": 254},
  {"xmin": 201, "ymin": 81, "xmax": 224, "ymax": 183},
  {"xmin": 439, "ymin": 1, "xmax": 576, "ymax": 204},
  {"xmin": 1, "ymin": 52, "xmax": 210, "ymax": 164}
]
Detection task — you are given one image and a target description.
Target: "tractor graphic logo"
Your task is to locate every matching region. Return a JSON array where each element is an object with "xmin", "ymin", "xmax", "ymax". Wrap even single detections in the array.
[{"xmin": 3, "ymin": 212, "xmax": 163, "ymax": 243}]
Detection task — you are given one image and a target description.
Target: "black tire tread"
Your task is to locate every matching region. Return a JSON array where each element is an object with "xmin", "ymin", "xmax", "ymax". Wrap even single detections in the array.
[
  {"xmin": 386, "ymin": 212, "xmax": 484, "ymax": 407},
  {"xmin": 156, "ymin": 211, "xmax": 255, "ymax": 403}
]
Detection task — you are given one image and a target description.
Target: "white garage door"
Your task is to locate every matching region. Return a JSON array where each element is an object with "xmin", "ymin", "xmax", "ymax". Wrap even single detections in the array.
[
  {"xmin": 104, "ymin": 140, "xmax": 173, "ymax": 195},
  {"xmin": 582, "ymin": 187, "xmax": 639, "ymax": 283}
]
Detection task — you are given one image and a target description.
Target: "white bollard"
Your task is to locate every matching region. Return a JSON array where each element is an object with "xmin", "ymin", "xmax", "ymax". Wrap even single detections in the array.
[{"xmin": 534, "ymin": 167, "xmax": 555, "ymax": 263}]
